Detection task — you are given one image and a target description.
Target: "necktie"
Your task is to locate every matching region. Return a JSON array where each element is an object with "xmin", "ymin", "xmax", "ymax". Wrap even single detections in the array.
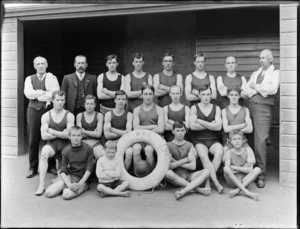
[
  {"xmin": 256, "ymin": 71, "xmax": 264, "ymax": 84},
  {"xmin": 39, "ymin": 74, "xmax": 43, "ymax": 81}
]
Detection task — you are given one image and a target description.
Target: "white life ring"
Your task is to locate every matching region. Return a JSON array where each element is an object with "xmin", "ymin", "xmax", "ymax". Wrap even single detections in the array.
[{"xmin": 116, "ymin": 130, "xmax": 170, "ymax": 191}]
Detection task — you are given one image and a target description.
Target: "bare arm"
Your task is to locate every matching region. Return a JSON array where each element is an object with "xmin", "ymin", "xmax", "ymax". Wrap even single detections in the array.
[
  {"xmin": 41, "ymin": 113, "xmax": 57, "ymax": 140},
  {"xmin": 124, "ymin": 74, "xmax": 142, "ymax": 98},
  {"xmin": 240, "ymin": 108, "xmax": 253, "ymax": 133},
  {"xmin": 180, "ymin": 147, "xmax": 197, "ymax": 170},
  {"xmin": 185, "ymin": 75, "xmax": 199, "ymax": 102},
  {"xmin": 184, "ymin": 106, "xmax": 190, "ymax": 129},
  {"xmin": 169, "ymin": 154, "xmax": 189, "ymax": 170},
  {"xmin": 240, "ymin": 75, "xmax": 247, "ymax": 98},
  {"xmin": 152, "ymin": 106, "xmax": 165, "ymax": 134},
  {"xmin": 153, "ymin": 73, "xmax": 167, "ymax": 97},
  {"xmin": 132, "ymin": 107, "xmax": 156, "ymax": 131},
  {"xmin": 164, "ymin": 106, "xmax": 173, "ymax": 131},
  {"xmin": 82, "ymin": 113, "xmax": 103, "ymax": 138},
  {"xmin": 197, "ymin": 106, "xmax": 222, "ymax": 131},
  {"xmin": 97, "ymin": 74, "xmax": 113, "ymax": 99},
  {"xmin": 209, "ymin": 75, "xmax": 217, "ymax": 99},
  {"xmin": 222, "ymin": 108, "xmax": 247, "ymax": 133},
  {"xmin": 48, "ymin": 113, "xmax": 75, "ymax": 139},
  {"xmin": 111, "ymin": 112, "xmax": 133, "ymax": 136},
  {"xmin": 103, "ymin": 112, "xmax": 120, "ymax": 139},
  {"xmin": 189, "ymin": 105, "xmax": 206, "ymax": 131},
  {"xmin": 217, "ymin": 76, "xmax": 228, "ymax": 97}
]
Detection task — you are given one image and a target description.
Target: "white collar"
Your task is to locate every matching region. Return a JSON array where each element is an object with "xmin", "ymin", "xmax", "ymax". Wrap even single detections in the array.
[{"xmin": 76, "ymin": 72, "xmax": 86, "ymax": 80}]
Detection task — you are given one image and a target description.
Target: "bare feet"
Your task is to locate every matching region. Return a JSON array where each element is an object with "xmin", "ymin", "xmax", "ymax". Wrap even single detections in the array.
[
  {"xmin": 195, "ymin": 187, "xmax": 211, "ymax": 196},
  {"xmin": 175, "ymin": 190, "xmax": 185, "ymax": 200},
  {"xmin": 35, "ymin": 185, "xmax": 45, "ymax": 196},
  {"xmin": 214, "ymin": 182, "xmax": 224, "ymax": 194},
  {"xmin": 229, "ymin": 189, "xmax": 240, "ymax": 198},
  {"xmin": 246, "ymin": 191, "xmax": 260, "ymax": 201},
  {"xmin": 122, "ymin": 191, "xmax": 130, "ymax": 198},
  {"xmin": 99, "ymin": 192, "xmax": 106, "ymax": 198}
]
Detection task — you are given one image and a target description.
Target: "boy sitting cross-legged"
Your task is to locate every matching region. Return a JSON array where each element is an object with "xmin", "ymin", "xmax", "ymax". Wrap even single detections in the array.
[
  {"xmin": 223, "ymin": 130, "xmax": 261, "ymax": 201},
  {"xmin": 96, "ymin": 141, "xmax": 130, "ymax": 198}
]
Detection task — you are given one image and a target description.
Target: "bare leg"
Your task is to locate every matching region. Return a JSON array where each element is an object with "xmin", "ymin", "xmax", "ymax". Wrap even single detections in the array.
[
  {"xmin": 210, "ymin": 143, "xmax": 223, "ymax": 172},
  {"xmin": 35, "ymin": 145, "xmax": 55, "ymax": 196},
  {"xmin": 144, "ymin": 145, "xmax": 155, "ymax": 169},
  {"xmin": 45, "ymin": 178, "xmax": 65, "ymax": 198},
  {"xmin": 124, "ymin": 147, "xmax": 133, "ymax": 171},
  {"xmin": 229, "ymin": 167, "xmax": 261, "ymax": 199},
  {"xmin": 175, "ymin": 169, "xmax": 211, "ymax": 200},
  {"xmin": 224, "ymin": 167, "xmax": 260, "ymax": 201},
  {"xmin": 62, "ymin": 183, "xmax": 89, "ymax": 200},
  {"xmin": 222, "ymin": 145, "xmax": 230, "ymax": 163},
  {"xmin": 97, "ymin": 184, "xmax": 130, "ymax": 197},
  {"xmin": 196, "ymin": 144, "xmax": 223, "ymax": 194},
  {"xmin": 166, "ymin": 170, "xmax": 211, "ymax": 198},
  {"xmin": 132, "ymin": 143, "xmax": 142, "ymax": 165}
]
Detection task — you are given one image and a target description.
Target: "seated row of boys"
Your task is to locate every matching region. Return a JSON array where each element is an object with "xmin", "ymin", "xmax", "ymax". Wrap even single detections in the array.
[{"xmin": 35, "ymin": 83, "xmax": 260, "ymax": 201}]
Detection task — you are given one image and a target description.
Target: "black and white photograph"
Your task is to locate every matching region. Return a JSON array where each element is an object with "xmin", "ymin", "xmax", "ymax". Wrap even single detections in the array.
[{"xmin": 1, "ymin": 1, "xmax": 297, "ymax": 228}]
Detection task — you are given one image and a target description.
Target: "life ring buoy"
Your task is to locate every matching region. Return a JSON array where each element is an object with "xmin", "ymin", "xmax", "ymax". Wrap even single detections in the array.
[{"xmin": 116, "ymin": 130, "xmax": 170, "ymax": 191}]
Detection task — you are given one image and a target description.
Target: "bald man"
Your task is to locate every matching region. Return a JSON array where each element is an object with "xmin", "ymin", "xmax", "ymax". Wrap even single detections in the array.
[
  {"xmin": 243, "ymin": 49, "xmax": 279, "ymax": 188},
  {"xmin": 24, "ymin": 56, "xmax": 60, "ymax": 178},
  {"xmin": 216, "ymin": 56, "xmax": 247, "ymax": 109}
]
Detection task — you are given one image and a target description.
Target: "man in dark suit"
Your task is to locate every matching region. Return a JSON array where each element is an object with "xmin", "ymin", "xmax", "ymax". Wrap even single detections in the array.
[{"xmin": 61, "ymin": 55, "xmax": 98, "ymax": 117}]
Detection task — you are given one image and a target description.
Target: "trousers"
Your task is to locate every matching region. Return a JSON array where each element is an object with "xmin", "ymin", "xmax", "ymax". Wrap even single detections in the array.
[{"xmin": 248, "ymin": 101, "xmax": 273, "ymax": 179}]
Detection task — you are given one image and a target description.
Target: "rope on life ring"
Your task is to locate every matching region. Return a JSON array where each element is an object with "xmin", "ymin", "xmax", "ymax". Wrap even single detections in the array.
[{"xmin": 116, "ymin": 129, "xmax": 170, "ymax": 191}]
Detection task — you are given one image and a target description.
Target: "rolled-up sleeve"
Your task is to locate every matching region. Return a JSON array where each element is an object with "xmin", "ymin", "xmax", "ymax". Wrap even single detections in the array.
[{"xmin": 255, "ymin": 70, "xmax": 279, "ymax": 97}]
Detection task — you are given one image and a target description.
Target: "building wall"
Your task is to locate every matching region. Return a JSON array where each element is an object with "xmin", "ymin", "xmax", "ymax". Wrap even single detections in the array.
[
  {"xmin": 1, "ymin": 18, "xmax": 24, "ymax": 156},
  {"xmin": 279, "ymin": 4, "xmax": 297, "ymax": 186}
]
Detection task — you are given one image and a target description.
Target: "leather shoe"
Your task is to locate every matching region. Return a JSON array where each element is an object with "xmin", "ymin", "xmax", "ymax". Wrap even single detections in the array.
[
  {"xmin": 26, "ymin": 169, "xmax": 37, "ymax": 178},
  {"xmin": 256, "ymin": 178, "xmax": 265, "ymax": 188},
  {"xmin": 48, "ymin": 168, "xmax": 57, "ymax": 175}
]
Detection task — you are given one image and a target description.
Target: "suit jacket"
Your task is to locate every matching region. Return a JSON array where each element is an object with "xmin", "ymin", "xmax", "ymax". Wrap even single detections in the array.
[{"xmin": 61, "ymin": 72, "xmax": 98, "ymax": 113}]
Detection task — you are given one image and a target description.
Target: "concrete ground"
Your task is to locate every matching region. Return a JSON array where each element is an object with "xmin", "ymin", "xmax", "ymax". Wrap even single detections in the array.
[{"xmin": 1, "ymin": 152, "xmax": 296, "ymax": 228}]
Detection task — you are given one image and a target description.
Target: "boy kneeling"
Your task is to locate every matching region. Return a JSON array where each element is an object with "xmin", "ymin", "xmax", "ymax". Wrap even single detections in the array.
[
  {"xmin": 223, "ymin": 130, "xmax": 261, "ymax": 201},
  {"xmin": 45, "ymin": 126, "xmax": 94, "ymax": 200},
  {"xmin": 166, "ymin": 121, "xmax": 211, "ymax": 200},
  {"xmin": 96, "ymin": 141, "xmax": 130, "ymax": 198}
]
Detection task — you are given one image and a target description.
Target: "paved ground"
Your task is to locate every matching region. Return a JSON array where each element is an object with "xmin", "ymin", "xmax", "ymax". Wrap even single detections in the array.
[{"xmin": 1, "ymin": 153, "xmax": 296, "ymax": 228}]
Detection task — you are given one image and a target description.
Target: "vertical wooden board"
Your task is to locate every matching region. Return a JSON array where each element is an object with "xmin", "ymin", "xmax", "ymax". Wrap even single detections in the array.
[
  {"xmin": 1, "ymin": 136, "xmax": 18, "ymax": 147},
  {"xmin": 1, "ymin": 51, "xmax": 17, "ymax": 61},
  {"xmin": 1, "ymin": 70, "xmax": 18, "ymax": 80},
  {"xmin": 280, "ymin": 71, "xmax": 297, "ymax": 83},
  {"xmin": 281, "ymin": 135, "xmax": 297, "ymax": 147},
  {"xmin": 1, "ymin": 146, "xmax": 18, "ymax": 156},
  {"xmin": 280, "ymin": 46, "xmax": 297, "ymax": 58},
  {"xmin": 280, "ymin": 97, "xmax": 297, "ymax": 109},
  {"xmin": 280, "ymin": 20, "xmax": 297, "ymax": 32},
  {"xmin": 1, "ymin": 127, "xmax": 17, "ymax": 137},
  {"xmin": 280, "ymin": 58, "xmax": 297, "ymax": 71},
  {"xmin": 280, "ymin": 33, "xmax": 297, "ymax": 45},
  {"xmin": 281, "ymin": 109, "xmax": 297, "ymax": 122},
  {"xmin": 2, "ymin": 80, "xmax": 18, "ymax": 89},
  {"xmin": 281, "ymin": 122, "xmax": 297, "ymax": 135},
  {"xmin": 281, "ymin": 84, "xmax": 297, "ymax": 96},
  {"xmin": 280, "ymin": 147, "xmax": 297, "ymax": 160},
  {"xmin": 280, "ymin": 172, "xmax": 296, "ymax": 186},
  {"xmin": 1, "ymin": 99, "xmax": 17, "ymax": 108},
  {"xmin": 280, "ymin": 5, "xmax": 297, "ymax": 19}
]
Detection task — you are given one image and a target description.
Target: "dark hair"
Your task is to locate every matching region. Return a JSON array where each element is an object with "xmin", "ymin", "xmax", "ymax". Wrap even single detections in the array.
[
  {"xmin": 132, "ymin": 53, "xmax": 144, "ymax": 61},
  {"xmin": 141, "ymin": 84, "xmax": 155, "ymax": 94},
  {"xmin": 84, "ymin": 94, "xmax": 97, "ymax": 103},
  {"xmin": 162, "ymin": 53, "xmax": 175, "ymax": 62},
  {"xmin": 106, "ymin": 54, "xmax": 118, "ymax": 63},
  {"xmin": 114, "ymin": 90, "xmax": 128, "ymax": 99},
  {"xmin": 74, "ymin": 55, "xmax": 87, "ymax": 64},
  {"xmin": 198, "ymin": 84, "xmax": 211, "ymax": 94},
  {"xmin": 172, "ymin": 121, "xmax": 186, "ymax": 130},
  {"xmin": 52, "ymin": 90, "xmax": 66, "ymax": 100},
  {"xmin": 69, "ymin": 126, "xmax": 82, "ymax": 135},
  {"xmin": 227, "ymin": 86, "xmax": 241, "ymax": 95},
  {"xmin": 193, "ymin": 53, "xmax": 206, "ymax": 62},
  {"xmin": 229, "ymin": 130, "xmax": 244, "ymax": 140}
]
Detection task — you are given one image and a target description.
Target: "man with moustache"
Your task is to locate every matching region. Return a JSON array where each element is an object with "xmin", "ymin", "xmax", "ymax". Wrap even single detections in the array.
[
  {"xmin": 61, "ymin": 55, "xmax": 98, "ymax": 117},
  {"xmin": 243, "ymin": 49, "xmax": 279, "ymax": 188},
  {"xmin": 24, "ymin": 56, "xmax": 60, "ymax": 178}
]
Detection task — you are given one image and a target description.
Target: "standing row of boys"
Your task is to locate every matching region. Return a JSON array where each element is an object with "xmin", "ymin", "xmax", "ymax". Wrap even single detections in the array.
[{"xmin": 24, "ymin": 50, "xmax": 279, "ymax": 200}]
